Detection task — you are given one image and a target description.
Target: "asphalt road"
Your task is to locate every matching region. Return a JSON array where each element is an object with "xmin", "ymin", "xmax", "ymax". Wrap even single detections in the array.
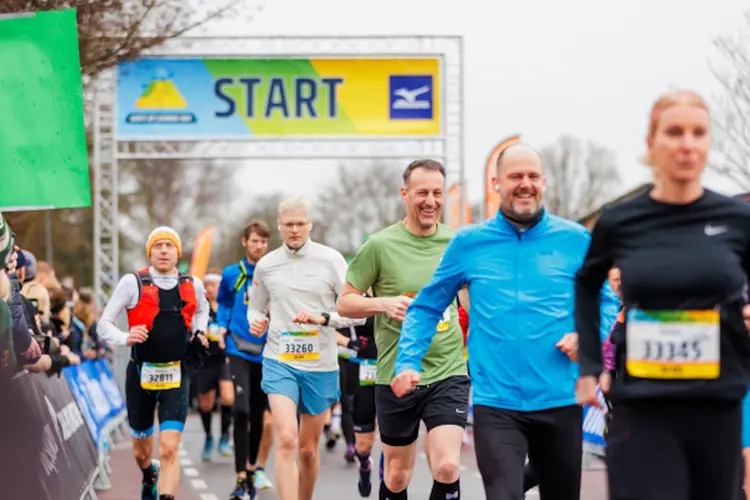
[{"xmin": 171, "ymin": 413, "xmax": 609, "ymax": 500}]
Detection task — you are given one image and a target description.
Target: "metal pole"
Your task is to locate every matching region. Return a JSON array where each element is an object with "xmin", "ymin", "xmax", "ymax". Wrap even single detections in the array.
[
  {"xmin": 44, "ymin": 211, "xmax": 53, "ymax": 265},
  {"xmin": 458, "ymin": 36, "xmax": 466, "ymax": 227}
]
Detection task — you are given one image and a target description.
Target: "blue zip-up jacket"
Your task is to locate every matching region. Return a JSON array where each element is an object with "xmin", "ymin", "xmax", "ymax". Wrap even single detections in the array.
[
  {"xmin": 396, "ymin": 210, "xmax": 620, "ymax": 412},
  {"xmin": 216, "ymin": 259, "xmax": 266, "ymax": 363}
]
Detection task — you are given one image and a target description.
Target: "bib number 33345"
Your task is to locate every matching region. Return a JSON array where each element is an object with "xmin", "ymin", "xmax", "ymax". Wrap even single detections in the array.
[
  {"xmin": 280, "ymin": 331, "xmax": 320, "ymax": 361},
  {"xmin": 140, "ymin": 361, "xmax": 181, "ymax": 390},
  {"xmin": 626, "ymin": 309, "xmax": 720, "ymax": 380}
]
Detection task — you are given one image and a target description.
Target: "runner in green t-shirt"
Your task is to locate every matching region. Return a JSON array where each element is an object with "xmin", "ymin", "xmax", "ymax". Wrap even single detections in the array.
[{"xmin": 337, "ymin": 159, "xmax": 469, "ymax": 500}]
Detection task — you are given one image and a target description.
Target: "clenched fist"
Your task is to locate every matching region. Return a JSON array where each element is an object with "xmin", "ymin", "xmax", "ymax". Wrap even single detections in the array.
[{"xmin": 250, "ymin": 317, "xmax": 269, "ymax": 337}]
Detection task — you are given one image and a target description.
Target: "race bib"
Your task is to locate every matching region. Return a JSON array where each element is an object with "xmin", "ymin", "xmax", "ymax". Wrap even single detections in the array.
[
  {"xmin": 437, "ymin": 307, "xmax": 451, "ymax": 332},
  {"xmin": 359, "ymin": 359, "xmax": 377, "ymax": 386},
  {"xmin": 140, "ymin": 361, "xmax": 181, "ymax": 390},
  {"xmin": 279, "ymin": 330, "xmax": 320, "ymax": 361},
  {"xmin": 207, "ymin": 324, "xmax": 222, "ymax": 342},
  {"xmin": 626, "ymin": 309, "xmax": 720, "ymax": 380}
]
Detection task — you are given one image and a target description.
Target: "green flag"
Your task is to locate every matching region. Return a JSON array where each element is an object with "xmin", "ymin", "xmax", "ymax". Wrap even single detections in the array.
[{"xmin": 0, "ymin": 9, "xmax": 90, "ymax": 211}]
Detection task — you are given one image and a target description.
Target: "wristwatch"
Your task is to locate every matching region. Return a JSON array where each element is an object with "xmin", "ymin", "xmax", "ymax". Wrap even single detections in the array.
[{"xmin": 321, "ymin": 312, "xmax": 331, "ymax": 327}]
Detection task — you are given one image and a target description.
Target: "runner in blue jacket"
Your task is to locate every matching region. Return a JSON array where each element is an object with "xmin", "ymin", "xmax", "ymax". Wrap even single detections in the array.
[
  {"xmin": 216, "ymin": 220, "xmax": 275, "ymax": 499},
  {"xmin": 392, "ymin": 144, "xmax": 619, "ymax": 500}
]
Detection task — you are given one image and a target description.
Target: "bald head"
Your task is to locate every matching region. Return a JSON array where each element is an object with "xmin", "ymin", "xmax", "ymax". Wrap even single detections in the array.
[
  {"xmin": 496, "ymin": 143, "xmax": 543, "ymax": 174},
  {"xmin": 494, "ymin": 143, "xmax": 546, "ymax": 222}
]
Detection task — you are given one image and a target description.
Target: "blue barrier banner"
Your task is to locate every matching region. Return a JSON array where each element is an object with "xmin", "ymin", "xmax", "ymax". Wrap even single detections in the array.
[
  {"xmin": 93, "ymin": 359, "xmax": 125, "ymax": 417},
  {"xmin": 63, "ymin": 365, "xmax": 100, "ymax": 442},
  {"xmin": 63, "ymin": 359, "xmax": 126, "ymax": 444}
]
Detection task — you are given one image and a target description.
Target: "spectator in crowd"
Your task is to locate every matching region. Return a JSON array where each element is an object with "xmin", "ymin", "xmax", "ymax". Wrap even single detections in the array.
[
  {"xmin": 49, "ymin": 287, "xmax": 82, "ymax": 361},
  {"xmin": 75, "ymin": 288, "xmax": 107, "ymax": 360}
]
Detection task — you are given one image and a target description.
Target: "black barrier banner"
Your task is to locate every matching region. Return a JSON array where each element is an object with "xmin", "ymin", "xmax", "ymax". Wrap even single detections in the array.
[{"xmin": 16, "ymin": 371, "xmax": 99, "ymax": 500}]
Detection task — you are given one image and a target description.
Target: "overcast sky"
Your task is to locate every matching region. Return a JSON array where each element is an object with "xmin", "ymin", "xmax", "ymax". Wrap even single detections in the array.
[{"xmin": 190, "ymin": 0, "xmax": 748, "ymax": 217}]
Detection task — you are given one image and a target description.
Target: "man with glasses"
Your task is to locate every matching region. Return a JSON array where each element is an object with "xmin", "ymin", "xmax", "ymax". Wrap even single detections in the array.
[{"xmin": 247, "ymin": 195, "xmax": 365, "ymax": 500}]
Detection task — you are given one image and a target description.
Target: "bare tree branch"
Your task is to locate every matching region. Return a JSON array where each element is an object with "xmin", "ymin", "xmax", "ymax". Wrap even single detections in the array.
[
  {"xmin": 539, "ymin": 136, "xmax": 621, "ymax": 221},
  {"xmin": 708, "ymin": 12, "xmax": 750, "ymax": 190}
]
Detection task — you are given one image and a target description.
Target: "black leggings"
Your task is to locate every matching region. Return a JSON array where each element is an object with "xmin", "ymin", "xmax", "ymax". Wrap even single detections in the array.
[
  {"xmin": 474, "ymin": 404, "xmax": 582, "ymax": 500},
  {"xmin": 338, "ymin": 358, "xmax": 355, "ymax": 446},
  {"xmin": 606, "ymin": 398, "xmax": 742, "ymax": 500},
  {"xmin": 229, "ymin": 356, "xmax": 267, "ymax": 473}
]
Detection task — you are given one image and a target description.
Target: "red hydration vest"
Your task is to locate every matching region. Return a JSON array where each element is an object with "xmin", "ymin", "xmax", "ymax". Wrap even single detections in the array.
[{"xmin": 126, "ymin": 268, "xmax": 198, "ymax": 331}]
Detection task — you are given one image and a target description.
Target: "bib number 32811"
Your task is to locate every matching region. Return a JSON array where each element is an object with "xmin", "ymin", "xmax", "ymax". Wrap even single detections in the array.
[
  {"xmin": 626, "ymin": 309, "xmax": 720, "ymax": 380},
  {"xmin": 280, "ymin": 331, "xmax": 320, "ymax": 361},
  {"xmin": 140, "ymin": 361, "xmax": 181, "ymax": 390}
]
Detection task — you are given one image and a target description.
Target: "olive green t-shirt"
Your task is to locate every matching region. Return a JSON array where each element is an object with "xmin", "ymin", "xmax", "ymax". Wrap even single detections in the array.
[{"xmin": 346, "ymin": 222, "xmax": 467, "ymax": 385}]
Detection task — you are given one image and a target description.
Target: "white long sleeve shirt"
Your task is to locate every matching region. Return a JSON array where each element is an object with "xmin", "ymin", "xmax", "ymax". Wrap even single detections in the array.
[
  {"xmin": 248, "ymin": 240, "xmax": 365, "ymax": 372},
  {"xmin": 98, "ymin": 267, "xmax": 209, "ymax": 346}
]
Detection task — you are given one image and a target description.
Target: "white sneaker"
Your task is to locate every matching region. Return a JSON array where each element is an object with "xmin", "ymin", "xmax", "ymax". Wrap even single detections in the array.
[{"xmin": 253, "ymin": 469, "xmax": 273, "ymax": 490}]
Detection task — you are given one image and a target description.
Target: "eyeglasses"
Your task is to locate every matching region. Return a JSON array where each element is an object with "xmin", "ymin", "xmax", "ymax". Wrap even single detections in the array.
[{"xmin": 280, "ymin": 222, "xmax": 309, "ymax": 230}]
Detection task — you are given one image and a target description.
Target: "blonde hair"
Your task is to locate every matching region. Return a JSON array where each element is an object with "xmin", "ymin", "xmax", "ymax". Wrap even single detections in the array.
[
  {"xmin": 277, "ymin": 195, "xmax": 311, "ymax": 220},
  {"xmin": 22, "ymin": 282, "xmax": 51, "ymax": 324},
  {"xmin": 641, "ymin": 90, "xmax": 709, "ymax": 167},
  {"xmin": 0, "ymin": 270, "xmax": 10, "ymax": 302}
]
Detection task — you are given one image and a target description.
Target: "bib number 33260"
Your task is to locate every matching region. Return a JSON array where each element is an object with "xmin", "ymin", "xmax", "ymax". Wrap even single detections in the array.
[
  {"xmin": 626, "ymin": 309, "xmax": 720, "ymax": 380},
  {"xmin": 140, "ymin": 361, "xmax": 181, "ymax": 390},
  {"xmin": 280, "ymin": 331, "xmax": 320, "ymax": 361}
]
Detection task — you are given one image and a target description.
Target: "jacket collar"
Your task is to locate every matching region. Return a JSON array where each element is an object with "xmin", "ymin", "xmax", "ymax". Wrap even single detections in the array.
[{"xmin": 494, "ymin": 207, "xmax": 549, "ymax": 237}]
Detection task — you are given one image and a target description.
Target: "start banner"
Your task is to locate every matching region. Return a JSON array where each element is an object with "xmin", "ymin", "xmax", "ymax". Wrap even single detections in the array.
[{"xmin": 116, "ymin": 57, "xmax": 441, "ymax": 139}]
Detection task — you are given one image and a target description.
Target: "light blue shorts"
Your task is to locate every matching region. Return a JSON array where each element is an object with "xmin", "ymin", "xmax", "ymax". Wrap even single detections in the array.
[{"xmin": 261, "ymin": 358, "xmax": 340, "ymax": 416}]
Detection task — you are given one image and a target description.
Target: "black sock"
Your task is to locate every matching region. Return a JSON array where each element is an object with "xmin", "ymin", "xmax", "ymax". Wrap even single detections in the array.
[
  {"xmin": 357, "ymin": 451, "xmax": 371, "ymax": 470},
  {"xmin": 221, "ymin": 405, "xmax": 232, "ymax": 436},
  {"xmin": 429, "ymin": 479, "xmax": 460, "ymax": 500},
  {"xmin": 200, "ymin": 410, "xmax": 212, "ymax": 436},
  {"xmin": 159, "ymin": 495, "xmax": 175, "ymax": 500},
  {"xmin": 379, "ymin": 481, "xmax": 407, "ymax": 499},
  {"xmin": 141, "ymin": 464, "xmax": 156, "ymax": 485}
]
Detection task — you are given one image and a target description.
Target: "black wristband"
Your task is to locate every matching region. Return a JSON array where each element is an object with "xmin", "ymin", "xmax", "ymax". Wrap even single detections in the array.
[{"xmin": 321, "ymin": 312, "xmax": 331, "ymax": 327}]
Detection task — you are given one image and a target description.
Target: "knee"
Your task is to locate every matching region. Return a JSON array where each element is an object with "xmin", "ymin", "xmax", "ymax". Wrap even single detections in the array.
[
  {"xmin": 433, "ymin": 456, "xmax": 461, "ymax": 483},
  {"xmin": 276, "ymin": 429, "xmax": 297, "ymax": 455},
  {"xmin": 132, "ymin": 442, "xmax": 151, "ymax": 464},
  {"xmin": 159, "ymin": 440, "xmax": 179, "ymax": 464},
  {"xmin": 199, "ymin": 400, "xmax": 214, "ymax": 413},
  {"xmin": 299, "ymin": 444, "xmax": 318, "ymax": 467},
  {"xmin": 385, "ymin": 461, "xmax": 412, "ymax": 492}
]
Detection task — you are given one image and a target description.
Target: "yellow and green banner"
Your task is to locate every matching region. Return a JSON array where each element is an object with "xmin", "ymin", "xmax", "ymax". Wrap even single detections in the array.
[{"xmin": 116, "ymin": 58, "xmax": 440, "ymax": 139}]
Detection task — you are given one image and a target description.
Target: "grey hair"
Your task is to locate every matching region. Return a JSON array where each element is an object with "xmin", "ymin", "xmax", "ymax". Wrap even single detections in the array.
[{"xmin": 277, "ymin": 194, "xmax": 312, "ymax": 220}]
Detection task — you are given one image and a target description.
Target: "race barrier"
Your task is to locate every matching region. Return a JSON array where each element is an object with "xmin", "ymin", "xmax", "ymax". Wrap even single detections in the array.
[
  {"xmin": 63, "ymin": 359, "xmax": 129, "ymax": 492},
  {"xmin": 13, "ymin": 369, "xmax": 100, "ymax": 500}
]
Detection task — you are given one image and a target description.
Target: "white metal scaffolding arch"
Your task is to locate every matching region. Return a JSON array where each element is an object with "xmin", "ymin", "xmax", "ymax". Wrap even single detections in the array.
[{"xmin": 92, "ymin": 35, "xmax": 465, "ymax": 309}]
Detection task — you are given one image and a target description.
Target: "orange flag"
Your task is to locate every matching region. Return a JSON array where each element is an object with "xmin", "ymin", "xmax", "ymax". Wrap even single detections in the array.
[
  {"xmin": 189, "ymin": 225, "xmax": 216, "ymax": 279},
  {"xmin": 446, "ymin": 183, "xmax": 472, "ymax": 228},
  {"xmin": 484, "ymin": 135, "xmax": 521, "ymax": 219}
]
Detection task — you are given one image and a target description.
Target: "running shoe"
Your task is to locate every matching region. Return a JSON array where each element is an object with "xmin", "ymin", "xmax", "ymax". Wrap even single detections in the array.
[
  {"xmin": 141, "ymin": 459, "xmax": 159, "ymax": 500},
  {"xmin": 345, "ymin": 443, "xmax": 356, "ymax": 463},
  {"xmin": 358, "ymin": 456, "xmax": 372, "ymax": 497},
  {"xmin": 253, "ymin": 469, "xmax": 273, "ymax": 490},
  {"xmin": 325, "ymin": 428, "xmax": 338, "ymax": 450},
  {"xmin": 218, "ymin": 434, "xmax": 232, "ymax": 457},
  {"xmin": 202, "ymin": 435, "xmax": 214, "ymax": 462},
  {"xmin": 229, "ymin": 477, "xmax": 247, "ymax": 500}
]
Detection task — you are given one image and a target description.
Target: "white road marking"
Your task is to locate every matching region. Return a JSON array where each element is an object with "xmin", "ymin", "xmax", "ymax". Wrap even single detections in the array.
[
  {"xmin": 179, "ymin": 458, "xmax": 193, "ymax": 466},
  {"xmin": 200, "ymin": 495, "xmax": 220, "ymax": 500},
  {"xmin": 184, "ymin": 467, "xmax": 199, "ymax": 477},
  {"xmin": 191, "ymin": 479, "xmax": 208, "ymax": 489}
]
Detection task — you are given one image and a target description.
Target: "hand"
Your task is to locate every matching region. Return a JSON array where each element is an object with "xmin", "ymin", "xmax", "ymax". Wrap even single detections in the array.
[
  {"xmin": 391, "ymin": 369, "xmax": 421, "ymax": 398},
  {"xmin": 575, "ymin": 374, "xmax": 605, "ymax": 409},
  {"xmin": 743, "ymin": 304, "xmax": 750, "ymax": 332},
  {"xmin": 250, "ymin": 317, "xmax": 269, "ymax": 337},
  {"xmin": 6, "ymin": 247, "xmax": 18, "ymax": 274},
  {"xmin": 83, "ymin": 349, "xmax": 97, "ymax": 360},
  {"xmin": 59, "ymin": 343, "xmax": 70, "ymax": 355},
  {"xmin": 127, "ymin": 325, "xmax": 149, "ymax": 346},
  {"xmin": 382, "ymin": 296, "xmax": 413, "ymax": 322},
  {"xmin": 66, "ymin": 353, "xmax": 81, "ymax": 366},
  {"xmin": 347, "ymin": 338, "xmax": 363, "ymax": 352},
  {"xmin": 23, "ymin": 338, "xmax": 42, "ymax": 360},
  {"xmin": 192, "ymin": 332, "xmax": 209, "ymax": 349},
  {"xmin": 217, "ymin": 332, "xmax": 226, "ymax": 350},
  {"xmin": 292, "ymin": 311, "xmax": 325, "ymax": 326},
  {"xmin": 556, "ymin": 332, "xmax": 579, "ymax": 362}
]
